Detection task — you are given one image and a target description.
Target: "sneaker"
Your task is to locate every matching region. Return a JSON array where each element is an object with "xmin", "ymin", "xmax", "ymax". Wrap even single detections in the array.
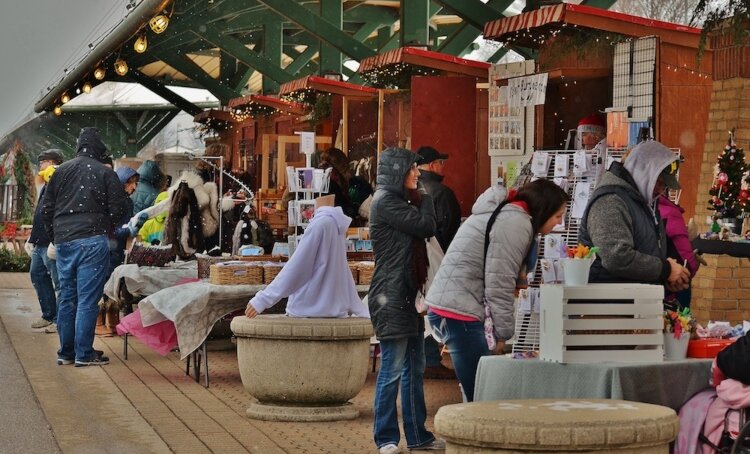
[
  {"xmin": 423, "ymin": 364, "xmax": 455, "ymax": 380},
  {"xmin": 410, "ymin": 438, "xmax": 446, "ymax": 451},
  {"xmin": 44, "ymin": 323, "xmax": 57, "ymax": 334},
  {"xmin": 379, "ymin": 443, "xmax": 401, "ymax": 454},
  {"xmin": 57, "ymin": 357, "xmax": 74, "ymax": 366},
  {"xmin": 74, "ymin": 355, "xmax": 110, "ymax": 367},
  {"xmin": 31, "ymin": 317, "xmax": 52, "ymax": 329}
]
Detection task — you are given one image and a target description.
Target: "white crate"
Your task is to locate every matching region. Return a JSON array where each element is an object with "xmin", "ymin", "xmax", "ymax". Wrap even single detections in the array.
[{"xmin": 540, "ymin": 284, "xmax": 664, "ymax": 364}]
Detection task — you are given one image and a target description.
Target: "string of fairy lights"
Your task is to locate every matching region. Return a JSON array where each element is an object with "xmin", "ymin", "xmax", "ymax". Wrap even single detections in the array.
[{"xmin": 361, "ymin": 63, "xmax": 439, "ymax": 89}]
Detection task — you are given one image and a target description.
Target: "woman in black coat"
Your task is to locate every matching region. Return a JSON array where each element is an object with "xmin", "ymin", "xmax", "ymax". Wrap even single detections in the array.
[{"xmin": 368, "ymin": 147, "xmax": 442, "ymax": 453}]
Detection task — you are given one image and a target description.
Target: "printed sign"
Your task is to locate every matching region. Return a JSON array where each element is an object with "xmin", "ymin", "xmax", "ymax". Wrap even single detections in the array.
[{"xmin": 507, "ymin": 73, "xmax": 548, "ymax": 107}]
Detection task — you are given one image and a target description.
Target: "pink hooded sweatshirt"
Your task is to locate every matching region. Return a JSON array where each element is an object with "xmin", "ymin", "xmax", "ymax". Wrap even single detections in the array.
[{"xmin": 658, "ymin": 196, "xmax": 699, "ymax": 276}]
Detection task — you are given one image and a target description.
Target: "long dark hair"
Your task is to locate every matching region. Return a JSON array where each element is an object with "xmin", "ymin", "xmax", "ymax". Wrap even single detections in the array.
[{"xmin": 514, "ymin": 179, "xmax": 570, "ymax": 234}]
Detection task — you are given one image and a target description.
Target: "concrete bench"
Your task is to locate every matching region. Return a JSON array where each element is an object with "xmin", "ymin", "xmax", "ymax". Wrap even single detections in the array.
[
  {"xmin": 434, "ymin": 398, "xmax": 678, "ymax": 453},
  {"xmin": 230, "ymin": 314, "xmax": 372, "ymax": 422}
]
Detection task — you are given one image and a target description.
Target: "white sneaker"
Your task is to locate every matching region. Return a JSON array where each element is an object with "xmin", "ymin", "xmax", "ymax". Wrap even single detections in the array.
[
  {"xmin": 44, "ymin": 323, "xmax": 57, "ymax": 334},
  {"xmin": 31, "ymin": 317, "xmax": 52, "ymax": 329},
  {"xmin": 379, "ymin": 443, "xmax": 401, "ymax": 454}
]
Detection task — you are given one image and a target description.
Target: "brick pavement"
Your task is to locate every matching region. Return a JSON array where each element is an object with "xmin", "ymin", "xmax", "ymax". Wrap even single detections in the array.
[{"xmin": 0, "ymin": 272, "xmax": 462, "ymax": 453}]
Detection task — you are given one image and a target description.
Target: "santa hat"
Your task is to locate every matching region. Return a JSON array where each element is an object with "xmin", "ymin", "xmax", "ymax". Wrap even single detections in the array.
[{"xmin": 577, "ymin": 114, "xmax": 606, "ymax": 135}]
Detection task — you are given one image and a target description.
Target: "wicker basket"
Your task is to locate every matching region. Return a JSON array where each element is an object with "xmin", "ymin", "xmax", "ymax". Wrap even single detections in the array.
[
  {"xmin": 357, "ymin": 261, "xmax": 375, "ymax": 285},
  {"xmin": 347, "ymin": 262, "xmax": 359, "ymax": 284},
  {"xmin": 262, "ymin": 263, "xmax": 284, "ymax": 284},
  {"xmin": 209, "ymin": 262, "xmax": 263, "ymax": 285},
  {"xmin": 235, "ymin": 255, "xmax": 287, "ymax": 263},
  {"xmin": 197, "ymin": 254, "xmax": 233, "ymax": 279}
]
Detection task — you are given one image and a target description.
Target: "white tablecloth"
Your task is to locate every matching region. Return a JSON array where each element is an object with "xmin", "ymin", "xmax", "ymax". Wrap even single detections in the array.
[{"xmin": 103, "ymin": 262, "xmax": 198, "ymax": 303}]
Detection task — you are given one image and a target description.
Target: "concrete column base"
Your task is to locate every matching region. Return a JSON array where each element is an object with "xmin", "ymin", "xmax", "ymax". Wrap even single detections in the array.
[{"xmin": 246, "ymin": 400, "xmax": 359, "ymax": 422}]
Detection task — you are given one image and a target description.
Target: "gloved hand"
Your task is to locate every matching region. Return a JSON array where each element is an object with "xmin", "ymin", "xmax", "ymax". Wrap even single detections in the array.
[
  {"xmin": 47, "ymin": 243, "xmax": 57, "ymax": 261},
  {"xmin": 416, "ymin": 180, "xmax": 428, "ymax": 196},
  {"xmin": 24, "ymin": 241, "xmax": 34, "ymax": 257}
]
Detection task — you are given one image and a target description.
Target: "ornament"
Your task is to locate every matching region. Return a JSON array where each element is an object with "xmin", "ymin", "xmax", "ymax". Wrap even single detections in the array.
[
  {"xmin": 741, "ymin": 189, "xmax": 749, "ymax": 201},
  {"xmin": 718, "ymin": 172, "xmax": 729, "ymax": 184}
]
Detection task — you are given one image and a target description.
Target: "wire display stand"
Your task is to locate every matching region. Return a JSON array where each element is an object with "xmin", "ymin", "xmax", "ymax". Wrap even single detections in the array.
[{"xmin": 285, "ymin": 165, "xmax": 331, "ymax": 257}]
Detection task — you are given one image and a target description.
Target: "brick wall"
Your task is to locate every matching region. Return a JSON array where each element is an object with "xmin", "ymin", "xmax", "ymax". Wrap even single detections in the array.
[{"xmin": 691, "ymin": 78, "xmax": 750, "ymax": 325}]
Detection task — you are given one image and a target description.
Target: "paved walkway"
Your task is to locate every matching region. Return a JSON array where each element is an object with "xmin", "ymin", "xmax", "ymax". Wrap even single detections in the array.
[{"xmin": 0, "ymin": 273, "xmax": 462, "ymax": 453}]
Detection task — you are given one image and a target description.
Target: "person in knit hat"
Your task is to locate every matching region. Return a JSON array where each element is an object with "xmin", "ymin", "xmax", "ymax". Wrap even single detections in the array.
[{"xmin": 577, "ymin": 114, "xmax": 606, "ymax": 150}]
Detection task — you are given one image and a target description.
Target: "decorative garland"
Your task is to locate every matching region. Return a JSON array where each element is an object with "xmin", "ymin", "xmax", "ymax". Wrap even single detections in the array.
[
  {"xmin": 360, "ymin": 63, "xmax": 439, "ymax": 89},
  {"xmin": 0, "ymin": 140, "xmax": 36, "ymax": 222},
  {"xmin": 539, "ymin": 29, "xmax": 625, "ymax": 71}
]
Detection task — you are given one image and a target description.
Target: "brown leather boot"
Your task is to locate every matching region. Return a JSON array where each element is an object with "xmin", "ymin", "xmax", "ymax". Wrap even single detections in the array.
[{"xmin": 94, "ymin": 310, "xmax": 109, "ymax": 336}]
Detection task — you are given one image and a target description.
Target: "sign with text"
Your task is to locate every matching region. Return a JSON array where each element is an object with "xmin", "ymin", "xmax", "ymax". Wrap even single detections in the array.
[{"xmin": 507, "ymin": 73, "xmax": 548, "ymax": 107}]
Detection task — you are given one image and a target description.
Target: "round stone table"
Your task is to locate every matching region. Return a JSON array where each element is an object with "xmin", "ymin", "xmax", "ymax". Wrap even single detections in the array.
[
  {"xmin": 434, "ymin": 399, "xmax": 679, "ymax": 453},
  {"xmin": 230, "ymin": 314, "xmax": 373, "ymax": 422}
]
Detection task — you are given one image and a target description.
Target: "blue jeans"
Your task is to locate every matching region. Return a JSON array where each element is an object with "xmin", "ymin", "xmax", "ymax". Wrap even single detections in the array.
[
  {"xmin": 373, "ymin": 335, "xmax": 435, "ymax": 449},
  {"xmin": 428, "ymin": 312, "xmax": 490, "ymax": 402},
  {"xmin": 56, "ymin": 235, "xmax": 109, "ymax": 362},
  {"xmin": 30, "ymin": 245, "xmax": 59, "ymax": 322}
]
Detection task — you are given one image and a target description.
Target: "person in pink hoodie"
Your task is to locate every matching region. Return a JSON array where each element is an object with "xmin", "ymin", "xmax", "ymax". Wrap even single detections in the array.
[{"xmin": 659, "ymin": 193, "xmax": 699, "ymax": 307}]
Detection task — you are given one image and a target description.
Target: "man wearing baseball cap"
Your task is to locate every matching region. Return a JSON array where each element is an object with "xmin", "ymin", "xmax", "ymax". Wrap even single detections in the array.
[
  {"xmin": 27, "ymin": 149, "xmax": 64, "ymax": 332},
  {"xmin": 416, "ymin": 145, "xmax": 461, "ymax": 380}
]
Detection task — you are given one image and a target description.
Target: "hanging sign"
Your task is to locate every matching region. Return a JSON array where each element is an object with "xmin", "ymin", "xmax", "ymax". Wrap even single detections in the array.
[{"xmin": 507, "ymin": 73, "xmax": 548, "ymax": 107}]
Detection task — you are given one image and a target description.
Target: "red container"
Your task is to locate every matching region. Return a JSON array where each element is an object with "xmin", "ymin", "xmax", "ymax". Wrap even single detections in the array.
[{"xmin": 687, "ymin": 338, "xmax": 736, "ymax": 358}]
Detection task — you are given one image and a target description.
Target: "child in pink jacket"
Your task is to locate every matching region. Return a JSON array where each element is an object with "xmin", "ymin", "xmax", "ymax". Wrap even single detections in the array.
[{"xmin": 658, "ymin": 194, "xmax": 699, "ymax": 307}]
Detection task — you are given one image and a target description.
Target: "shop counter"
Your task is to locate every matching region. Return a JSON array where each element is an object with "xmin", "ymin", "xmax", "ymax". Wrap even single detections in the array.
[{"xmin": 473, "ymin": 356, "xmax": 712, "ymax": 411}]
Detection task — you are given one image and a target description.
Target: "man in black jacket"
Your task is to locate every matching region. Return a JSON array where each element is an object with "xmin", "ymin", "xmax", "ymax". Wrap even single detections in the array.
[
  {"xmin": 27, "ymin": 149, "xmax": 64, "ymax": 332},
  {"xmin": 42, "ymin": 127, "xmax": 128, "ymax": 367},
  {"xmin": 416, "ymin": 145, "xmax": 461, "ymax": 380}
]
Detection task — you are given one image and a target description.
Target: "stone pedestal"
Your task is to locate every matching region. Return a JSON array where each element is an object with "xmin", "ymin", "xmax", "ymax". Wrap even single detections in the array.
[
  {"xmin": 434, "ymin": 399, "xmax": 678, "ymax": 453},
  {"xmin": 230, "ymin": 314, "xmax": 373, "ymax": 422}
]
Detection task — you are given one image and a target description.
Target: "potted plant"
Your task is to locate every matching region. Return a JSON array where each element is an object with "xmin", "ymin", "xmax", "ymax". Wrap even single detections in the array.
[{"xmin": 663, "ymin": 307, "xmax": 697, "ymax": 360}]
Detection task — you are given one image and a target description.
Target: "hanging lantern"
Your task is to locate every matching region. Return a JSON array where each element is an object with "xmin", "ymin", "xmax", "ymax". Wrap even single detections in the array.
[
  {"xmin": 114, "ymin": 58, "xmax": 129, "ymax": 76},
  {"xmin": 94, "ymin": 65, "xmax": 106, "ymax": 80},
  {"xmin": 53, "ymin": 106, "xmax": 62, "ymax": 116},
  {"xmin": 60, "ymin": 92, "xmax": 70, "ymax": 104},
  {"xmin": 149, "ymin": 13, "xmax": 169, "ymax": 34},
  {"xmin": 82, "ymin": 81, "xmax": 92, "ymax": 94},
  {"xmin": 134, "ymin": 34, "xmax": 148, "ymax": 53}
]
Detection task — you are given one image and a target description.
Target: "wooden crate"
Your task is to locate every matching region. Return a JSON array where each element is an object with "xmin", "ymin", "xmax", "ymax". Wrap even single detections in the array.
[{"xmin": 540, "ymin": 283, "xmax": 664, "ymax": 364}]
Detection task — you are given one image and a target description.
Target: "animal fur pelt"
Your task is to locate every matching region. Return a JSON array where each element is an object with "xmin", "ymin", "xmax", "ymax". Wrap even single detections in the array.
[
  {"xmin": 164, "ymin": 181, "xmax": 204, "ymax": 259},
  {"xmin": 132, "ymin": 170, "xmax": 234, "ymax": 238}
]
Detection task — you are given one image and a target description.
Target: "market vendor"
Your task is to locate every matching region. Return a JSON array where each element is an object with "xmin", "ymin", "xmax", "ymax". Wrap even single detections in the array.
[
  {"xmin": 577, "ymin": 114, "xmax": 606, "ymax": 151},
  {"xmin": 244, "ymin": 195, "xmax": 369, "ymax": 319},
  {"xmin": 579, "ymin": 140, "xmax": 690, "ymax": 292}
]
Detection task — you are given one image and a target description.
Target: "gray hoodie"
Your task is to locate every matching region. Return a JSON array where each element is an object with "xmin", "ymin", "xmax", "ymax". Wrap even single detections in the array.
[
  {"xmin": 426, "ymin": 185, "xmax": 532, "ymax": 342},
  {"xmin": 579, "ymin": 140, "xmax": 677, "ymax": 283}
]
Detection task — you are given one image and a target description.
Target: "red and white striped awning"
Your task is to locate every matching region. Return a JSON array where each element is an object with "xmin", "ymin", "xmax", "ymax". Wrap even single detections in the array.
[
  {"xmin": 483, "ymin": 3, "xmax": 701, "ymax": 48},
  {"xmin": 278, "ymin": 76, "xmax": 377, "ymax": 98},
  {"xmin": 227, "ymin": 95, "xmax": 308, "ymax": 115},
  {"xmin": 357, "ymin": 46, "xmax": 489, "ymax": 80}
]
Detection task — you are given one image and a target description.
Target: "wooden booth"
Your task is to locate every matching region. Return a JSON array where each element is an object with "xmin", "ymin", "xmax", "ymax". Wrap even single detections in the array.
[
  {"xmin": 356, "ymin": 46, "xmax": 491, "ymax": 217},
  {"xmin": 279, "ymin": 75, "xmax": 379, "ymax": 187},
  {"xmin": 226, "ymin": 94, "xmax": 324, "ymax": 231},
  {"xmin": 483, "ymin": 3, "xmax": 713, "ymax": 221}
]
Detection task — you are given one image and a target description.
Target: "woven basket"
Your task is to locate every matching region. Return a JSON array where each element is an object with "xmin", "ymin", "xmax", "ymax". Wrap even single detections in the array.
[
  {"xmin": 357, "ymin": 261, "xmax": 375, "ymax": 285},
  {"xmin": 197, "ymin": 254, "xmax": 233, "ymax": 279},
  {"xmin": 262, "ymin": 263, "xmax": 284, "ymax": 284},
  {"xmin": 347, "ymin": 262, "xmax": 359, "ymax": 284},
  {"xmin": 235, "ymin": 255, "xmax": 287, "ymax": 263},
  {"xmin": 209, "ymin": 262, "xmax": 263, "ymax": 285}
]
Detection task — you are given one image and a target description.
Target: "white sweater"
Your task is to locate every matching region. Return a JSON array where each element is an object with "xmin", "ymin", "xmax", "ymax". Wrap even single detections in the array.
[{"xmin": 249, "ymin": 206, "xmax": 370, "ymax": 318}]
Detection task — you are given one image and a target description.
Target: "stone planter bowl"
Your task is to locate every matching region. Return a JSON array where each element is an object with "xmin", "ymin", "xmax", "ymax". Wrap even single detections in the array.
[{"xmin": 230, "ymin": 314, "xmax": 373, "ymax": 421}]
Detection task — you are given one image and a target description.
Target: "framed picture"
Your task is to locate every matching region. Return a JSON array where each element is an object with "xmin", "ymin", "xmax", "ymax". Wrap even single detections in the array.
[
  {"xmin": 296, "ymin": 200, "xmax": 316, "ymax": 227},
  {"xmin": 355, "ymin": 239, "xmax": 373, "ymax": 252}
]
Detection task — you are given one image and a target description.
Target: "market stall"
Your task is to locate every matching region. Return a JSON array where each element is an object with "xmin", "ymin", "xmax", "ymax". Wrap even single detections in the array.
[
  {"xmin": 356, "ymin": 46, "xmax": 490, "ymax": 217},
  {"xmin": 482, "ymin": 3, "xmax": 712, "ymax": 221}
]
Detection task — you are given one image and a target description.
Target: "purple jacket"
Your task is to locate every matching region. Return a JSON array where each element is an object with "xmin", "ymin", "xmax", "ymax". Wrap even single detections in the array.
[{"xmin": 658, "ymin": 196, "xmax": 698, "ymax": 276}]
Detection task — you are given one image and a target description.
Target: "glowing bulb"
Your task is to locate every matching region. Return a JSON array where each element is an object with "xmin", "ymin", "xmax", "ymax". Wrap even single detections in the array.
[
  {"xmin": 134, "ymin": 34, "xmax": 148, "ymax": 53},
  {"xmin": 82, "ymin": 81, "xmax": 92, "ymax": 94},
  {"xmin": 53, "ymin": 106, "xmax": 62, "ymax": 116},
  {"xmin": 94, "ymin": 66, "xmax": 106, "ymax": 80},
  {"xmin": 61, "ymin": 92, "xmax": 70, "ymax": 104},
  {"xmin": 114, "ymin": 58, "xmax": 128, "ymax": 76},
  {"xmin": 149, "ymin": 14, "xmax": 169, "ymax": 34}
]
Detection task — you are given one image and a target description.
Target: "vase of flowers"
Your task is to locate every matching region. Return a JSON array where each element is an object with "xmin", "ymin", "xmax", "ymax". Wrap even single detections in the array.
[
  {"xmin": 663, "ymin": 308, "xmax": 696, "ymax": 360},
  {"xmin": 562, "ymin": 244, "xmax": 599, "ymax": 286}
]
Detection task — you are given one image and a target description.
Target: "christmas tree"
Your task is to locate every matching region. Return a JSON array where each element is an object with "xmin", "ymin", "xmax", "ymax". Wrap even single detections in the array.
[{"xmin": 708, "ymin": 131, "xmax": 749, "ymax": 219}]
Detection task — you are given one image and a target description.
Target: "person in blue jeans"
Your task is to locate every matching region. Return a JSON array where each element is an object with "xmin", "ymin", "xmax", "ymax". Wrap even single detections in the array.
[
  {"xmin": 426, "ymin": 179, "xmax": 569, "ymax": 401},
  {"xmin": 26, "ymin": 149, "xmax": 64, "ymax": 332},
  {"xmin": 368, "ymin": 148, "xmax": 445, "ymax": 454},
  {"xmin": 42, "ymin": 127, "xmax": 128, "ymax": 367}
]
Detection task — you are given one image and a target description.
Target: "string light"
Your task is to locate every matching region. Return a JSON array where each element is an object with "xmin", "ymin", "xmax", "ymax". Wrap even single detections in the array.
[
  {"xmin": 94, "ymin": 65, "xmax": 106, "ymax": 80},
  {"xmin": 60, "ymin": 92, "xmax": 70, "ymax": 104},
  {"xmin": 149, "ymin": 13, "xmax": 169, "ymax": 34},
  {"xmin": 230, "ymin": 103, "xmax": 275, "ymax": 122},
  {"xmin": 662, "ymin": 62, "xmax": 711, "ymax": 79},
  {"xmin": 114, "ymin": 58, "xmax": 129, "ymax": 76},
  {"xmin": 82, "ymin": 81, "xmax": 92, "ymax": 94},
  {"xmin": 53, "ymin": 106, "xmax": 62, "ymax": 116},
  {"xmin": 361, "ymin": 63, "xmax": 439, "ymax": 89},
  {"xmin": 134, "ymin": 34, "xmax": 148, "ymax": 53}
]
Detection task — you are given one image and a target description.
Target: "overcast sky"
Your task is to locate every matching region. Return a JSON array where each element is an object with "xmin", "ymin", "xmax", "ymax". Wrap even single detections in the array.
[{"xmin": 0, "ymin": 0, "xmax": 127, "ymax": 139}]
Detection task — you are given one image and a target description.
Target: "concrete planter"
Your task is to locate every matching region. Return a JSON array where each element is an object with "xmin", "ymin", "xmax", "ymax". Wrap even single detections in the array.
[{"xmin": 230, "ymin": 314, "xmax": 373, "ymax": 422}]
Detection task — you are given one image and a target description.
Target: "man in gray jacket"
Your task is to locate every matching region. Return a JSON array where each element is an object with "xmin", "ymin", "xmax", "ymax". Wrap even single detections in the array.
[{"xmin": 579, "ymin": 140, "xmax": 690, "ymax": 291}]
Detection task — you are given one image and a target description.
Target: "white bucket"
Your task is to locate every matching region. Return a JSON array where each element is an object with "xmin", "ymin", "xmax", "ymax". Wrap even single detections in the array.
[
  {"xmin": 663, "ymin": 332, "xmax": 690, "ymax": 360},
  {"xmin": 562, "ymin": 258, "xmax": 593, "ymax": 286}
]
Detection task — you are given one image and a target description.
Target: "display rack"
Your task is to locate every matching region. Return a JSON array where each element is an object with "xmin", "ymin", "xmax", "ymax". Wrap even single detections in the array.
[{"xmin": 285, "ymin": 165, "xmax": 331, "ymax": 257}]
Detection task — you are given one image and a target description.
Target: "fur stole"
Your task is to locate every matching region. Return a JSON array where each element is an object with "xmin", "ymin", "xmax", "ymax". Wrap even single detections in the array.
[{"xmin": 164, "ymin": 181, "xmax": 204, "ymax": 259}]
